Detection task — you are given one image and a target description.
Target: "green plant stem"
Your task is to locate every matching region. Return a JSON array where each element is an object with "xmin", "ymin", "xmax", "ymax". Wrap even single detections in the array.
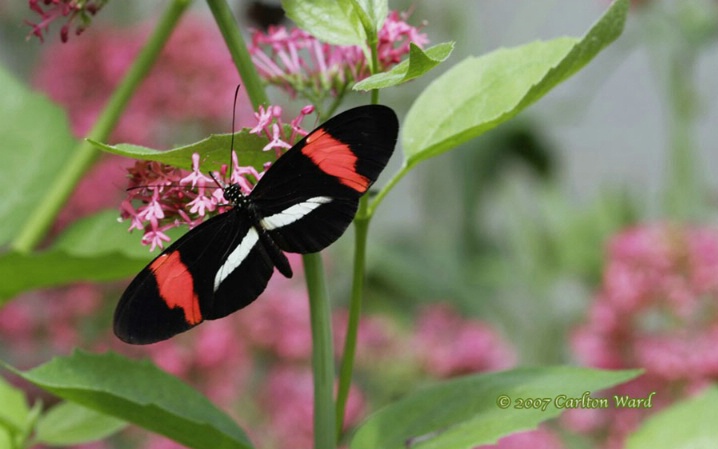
[
  {"xmin": 664, "ymin": 48, "xmax": 701, "ymax": 220},
  {"xmin": 303, "ymin": 253, "xmax": 336, "ymax": 449},
  {"xmin": 368, "ymin": 38, "xmax": 380, "ymax": 105},
  {"xmin": 367, "ymin": 161, "xmax": 411, "ymax": 217},
  {"xmin": 11, "ymin": 0, "xmax": 190, "ymax": 253},
  {"xmin": 335, "ymin": 196, "xmax": 369, "ymax": 440},
  {"xmin": 206, "ymin": 0, "xmax": 269, "ymax": 109}
]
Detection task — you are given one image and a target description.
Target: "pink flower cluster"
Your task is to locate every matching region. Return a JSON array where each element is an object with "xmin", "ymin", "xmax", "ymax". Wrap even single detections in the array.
[
  {"xmin": 119, "ymin": 155, "xmax": 253, "ymax": 252},
  {"xmin": 0, "ymin": 284, "xmax": 102, "ymax": 366},
  {"xmin": 567, "ymin": 223, "xmax": 718, "ymax": 448},
  {"xmin": 250, "ymin": 104, "xmax": 316, "ymax": 156},
  {"xmin": 119, "ymin": 105, "xmax": 315, "ymax": 251},
  {"xmin": 412, "ymin": 304, "xmax": 516, "ymax": 377},
  {"xmin": 249, "ymin": 11, "xmax": 428, "ymax": 101},
  {"xmin": 34, "ymin": 16, "xmax": 246, "ymax": 145},
  {"xmin": 26, "ymin": 0, "xmax": 107, "ymax": 42},
  {"xmin": 258, "ymin": 364, "xmax": 365, "ymax": 449}
]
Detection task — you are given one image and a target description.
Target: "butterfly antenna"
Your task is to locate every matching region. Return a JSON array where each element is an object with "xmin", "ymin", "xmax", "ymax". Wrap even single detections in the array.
[
  {"xmin": 228, "ymin": 84, "xmax": 242, "ymax": 181},
  {"xmin": 209, "ymin": 171, "xmax": 225, "ymax": 191}
]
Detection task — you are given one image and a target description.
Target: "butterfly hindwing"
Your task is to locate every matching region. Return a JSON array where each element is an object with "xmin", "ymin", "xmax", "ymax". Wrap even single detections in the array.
[
  {"xmin": 114, "ymin": 209, "xmax": 274, "ymax": 344},
  {"xmin": 250, "ymin": 104, "xmax": 398, "ymax": 253}
]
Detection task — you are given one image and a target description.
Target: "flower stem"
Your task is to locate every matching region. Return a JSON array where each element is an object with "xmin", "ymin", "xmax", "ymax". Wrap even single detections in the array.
[
  {"xmin": 367, "ymin": 160, "xmax": 411, "ymax": 218},
  {"xmin": 303, "ymin": 252, "xmax": 336, "ymax": 449},
  {"xmin": 335, "ymin": 195, "xmax": 369, "ymax": 440},
  {"xmin": 663, "ymin": 47, "xmax": 702, "ymax": 219},
  {"xmin": 11, "ymin": 0, "xmax": 190, "ymax": 253},
  {"xmin": 205, "ymin": 0, "xmax": 269, "ymax": 110}
]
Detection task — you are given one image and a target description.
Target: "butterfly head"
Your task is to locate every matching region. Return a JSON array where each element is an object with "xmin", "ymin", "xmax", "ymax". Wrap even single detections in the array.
[{"xmin": 223, "ymin": 183, "xmax": 245, "ymax": 205}]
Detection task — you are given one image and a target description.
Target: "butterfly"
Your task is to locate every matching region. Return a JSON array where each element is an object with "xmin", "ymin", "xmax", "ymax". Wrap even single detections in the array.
[{"xmin": 114, "ymin": 105, "xmax": 398, "ymax": 344}]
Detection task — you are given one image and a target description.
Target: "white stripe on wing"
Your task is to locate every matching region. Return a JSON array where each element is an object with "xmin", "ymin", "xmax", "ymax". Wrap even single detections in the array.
[
  {"xmin": 260, "ymin": 196, "xmax": 332, "ymax": 230},
  {"xmin": 214, "ymin": 227, "xmax": 259, "ymax": 292}
]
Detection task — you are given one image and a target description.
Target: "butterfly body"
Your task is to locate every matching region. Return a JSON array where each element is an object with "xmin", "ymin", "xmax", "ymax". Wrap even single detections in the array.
[
  {"xmin": 224, "ymin": 184, "xmax": 293, "ymax": 278},
  {"xmin": 115, "ymin": 105, "xmax": 398, "ymax": 344}
]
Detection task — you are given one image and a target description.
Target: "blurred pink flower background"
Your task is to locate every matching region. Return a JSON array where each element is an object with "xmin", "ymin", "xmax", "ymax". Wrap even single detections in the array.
[
  {"xmin": 4, "ymin": 4, "xmax": 718, "ymax": 449},
  {"xmin": 565, "ymin": 224, "xmax": 718, "ymax": 448}
]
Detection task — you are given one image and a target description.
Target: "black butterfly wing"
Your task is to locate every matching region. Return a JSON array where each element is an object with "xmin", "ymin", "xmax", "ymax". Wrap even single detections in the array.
[
  {"xmin": 114, "ymin": 209, "xmax": 275, "ymax": 344},
  {"xmin": 249, "ymin": 104, "xmax": 399, "ymax": 253}
]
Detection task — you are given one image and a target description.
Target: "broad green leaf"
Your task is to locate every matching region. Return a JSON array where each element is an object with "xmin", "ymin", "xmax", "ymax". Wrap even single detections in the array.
[
  {"xmin": 0, "ymin": 65, "xmax": 77, "ymax": 246},
  {"xmin": 401, "ymin": 0, "xmax": 628, "ymax": 166},
  {"xmin": 350, "ymin": 366, "xmax": 640, "ymax": 449},
  {"xmin": 7, "ymin": 351, "xmax": 254, "ymax": 449},
  {"xmin": 354, "ymin": 42, "xmax": 455, "ymax": 91},
  {"xmin": 625, "ymin": 387, "xmax": 718, "ymax": 449},
  {"xmin": 282, "ymin": 0, "xmax": 387, "ymax": 46},
  {"xmin": 0, "ymin": 210, "xmax": 189, "ymax": 305},
  {"xmin": 0, "ymin": 249, "xmax": 144, "ymax": 305},
  {"xmin": 53, "ymin": 209, "xmax": 174, "ymax": 259},
  {"xmin": 89, "ymin": 129, "xmax": 276, "ymax": 173},
  {"xmin": 0, "ymin": 375, "xmax": 30, "ymax": 442},
  {"xmin": 35, "ymin": 401, "xmax": 127, "ymax": 446},
  {"xmin": 0, "ymin": 425, "xmax": 10, "ymax": 449}
]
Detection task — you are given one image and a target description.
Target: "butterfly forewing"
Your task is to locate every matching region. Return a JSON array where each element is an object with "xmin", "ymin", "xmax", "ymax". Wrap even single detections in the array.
[{"xmin": 250, "ymin": 104, "xmax": 398, "ymax": 253}]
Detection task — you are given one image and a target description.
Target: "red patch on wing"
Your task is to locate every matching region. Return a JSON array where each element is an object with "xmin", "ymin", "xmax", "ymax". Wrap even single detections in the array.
[
  {"xmin": 150, "ymin": 251, "xmax": 202, "ymax": 325},
  {"xmin": 302, "ymin": 128, "xmax": 370, "ymax": 192}
]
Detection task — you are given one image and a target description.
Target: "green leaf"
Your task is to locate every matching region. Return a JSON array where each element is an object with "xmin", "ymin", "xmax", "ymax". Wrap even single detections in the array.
[
  {"xmin": 0, "ymin": 211, "xmax": 163, "ymax": 305},
  {"xmin": 350, "ymin": 366, "xmax": 640, "ymax": 449},
  {"xmin": 357, "ymin": 0, "xmax": 389, "ymax": 34},
  {"xmin": 282, "ymin": 0, "xmax": 370, "ymax": 46},
  {"xmin": 0, "ymin": 209, "xmax": 194, "ymax": 304},
  {"xmin": 0, "ymin": 375, "xmax": 30, "ymax": 446},
  {"xmin": 354, "ymin": 42, "xmax": 455, "ymax": 91},
  {"xmin": 35, "ymin": 401, "xmax": 127, "ymax": 446},
  {"xmin": 0, "ymin": 422, "xmax": 10, "ymax": 449},
  {"xmin": 401, "ymin": 0, "xmax": 628, "ymax": 167},
  {"xmin": 625, "ymin": 387, "xmax": 718, "ymax": 449},
  {"xmin": 53, "ymin": 209, "xmax": 172, "ymax": 259},
  {"xmin": 0, "ymin": 65, "xmax": 77, "ymax": 246},
  {"xmin": 89, "ymin": 129, "xmax": 276, "ymax": 172},
  {"xmin": 0, "ymin": 249, "xmax": 145, "ymax": 305},
  {"xmin": 6, "ymin": 351, "xmax": 254, "ymax": 449}
]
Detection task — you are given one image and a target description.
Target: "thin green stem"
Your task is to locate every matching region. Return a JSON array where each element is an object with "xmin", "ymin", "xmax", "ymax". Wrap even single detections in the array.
[
  {"xmin": 323, "ymin": 84, "xmax": 348, "ymax": 120},
  {"xmin": 663, "ymin": 47, "xmax": 701, "ymax": 220},
  {"xmin": 367, "ymin": 161, "xmax": 412, "ymax": 217},
  {"xmin": 368, "ymin": 36, "xmax": 380, "ymax": 105},
  {"xmin": 303, "ymin": 253, "xmax": 336, "ymax": 449},
  {"xmin": 335, "ymin": 196, "xmax": 369, "ymax": 440},
  {"xmin": 11, "ymin": 0, "xmax": 191, "ymax": 253},
  {"xmin": 206, "ymin": 0, "xmax": 269, "ymax": 110}
]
